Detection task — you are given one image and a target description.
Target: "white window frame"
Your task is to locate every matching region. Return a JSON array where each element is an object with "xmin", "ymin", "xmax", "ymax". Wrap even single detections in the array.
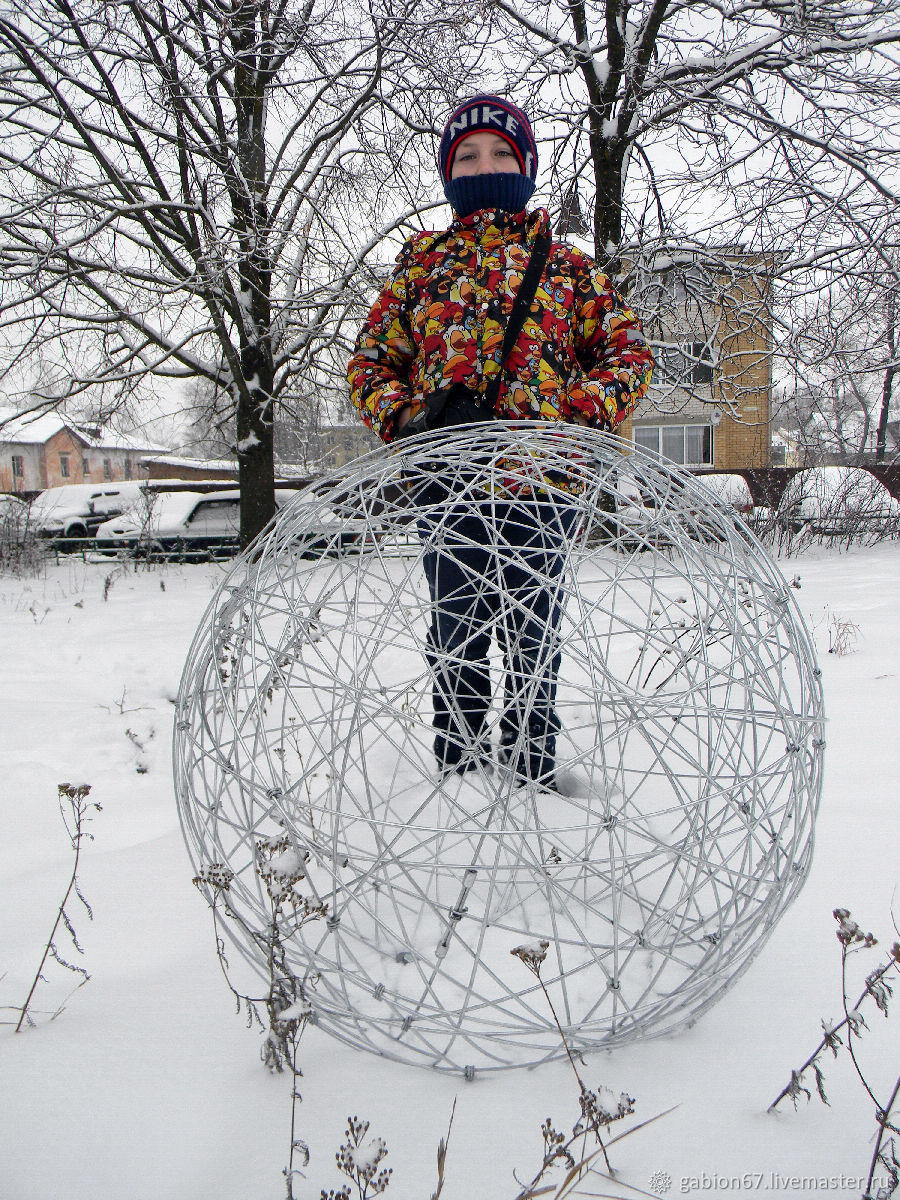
[{"xmin": 633, "ymin": 424, "xmax": 714, "ymax": 467}]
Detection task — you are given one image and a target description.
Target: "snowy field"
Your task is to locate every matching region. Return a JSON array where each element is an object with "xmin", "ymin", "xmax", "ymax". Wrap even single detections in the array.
[{"xmin": 1, "ymin": 542, "xmax": 898, "ymax": 1200}]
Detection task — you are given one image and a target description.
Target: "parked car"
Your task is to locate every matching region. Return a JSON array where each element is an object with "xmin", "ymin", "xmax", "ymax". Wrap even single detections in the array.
[
  {"xmin": 289, "ymin": 490, "xmax": 382, "ymax": 557},
  {"xmin": 695, "ymin": 473, "xmax": 754, "ymax": 517},
  {"xmin": 96, "ymin": 489, "xmax": 246, "ymax": 558},
  {"xmin": 95, "ymin": 487, "xmax": 373, "ymax": 559},
  {"xmin": 30, "ymin": 482, "xmax": 145, "ymax": 546},
  {"xmin": 777, "ymin": 466, "xmax": 900, "ymax": 537},
  {"xmin": 612, "ymin": 471, "xmax": 753, "ymax": 547},
  {"xmin": 578, "ymin": 468, "xmax": 659, "ymax": 549}
]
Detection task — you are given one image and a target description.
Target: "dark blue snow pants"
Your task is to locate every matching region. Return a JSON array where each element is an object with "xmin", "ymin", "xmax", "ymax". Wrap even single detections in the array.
[{"xmin": 418, "ymin": 494, "xmax": 578, "ymax": 778}]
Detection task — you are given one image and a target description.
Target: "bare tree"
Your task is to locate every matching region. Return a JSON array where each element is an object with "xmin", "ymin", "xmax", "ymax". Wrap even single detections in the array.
[
  {"xmin": 779, "ymin": 246, "xmax": 900, "ymax": 464},
  {"xmin": 485, "ymin": 0, "xmax": 900, "ymax": 265},
  {"xmin": 7, "ymin": 0, "xmax": 897, "ymax": 501},
  {"xmin": 0, "ymin": 0, "xmax": 465, "ymax": 542},
  {"xmin": 462, "ymin": 0, "xmax": 900, "ymax": 438}
]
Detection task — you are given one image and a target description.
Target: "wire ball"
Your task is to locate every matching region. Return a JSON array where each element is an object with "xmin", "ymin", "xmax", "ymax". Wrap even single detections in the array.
[{"xmin": 175, "ymin": 424, "xmax": 824, "ymax": 1074}]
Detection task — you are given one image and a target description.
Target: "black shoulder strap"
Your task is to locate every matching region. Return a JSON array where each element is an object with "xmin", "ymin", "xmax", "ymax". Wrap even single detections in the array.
[{"xmin": 483, "ymin": 232, "xmax": 552, "ymax": 408}]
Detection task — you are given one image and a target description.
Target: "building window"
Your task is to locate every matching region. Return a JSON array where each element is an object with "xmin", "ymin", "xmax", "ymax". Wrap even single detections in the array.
[
  {"xmin": 103, "ymin": 458, "xmax": 113, "ymax": 481},
  {"xmin": 688, "ymin": 342, "xmax": 714, "ymax": 384},
  {"xmin": 649, "ymin": 265, "xmax": 707, "ymax": 304},
  {"xmin": 124, "ymin": 458, "xmax": 132, "ymax": 480},
  {"xmin": 59, "ymin": 453, "xmax": 70, "ymax": 478},
  {"xmin": 656, "ymin": 341, "xmax": 714, "ymax": 386},
  {"xmin": 634, "ymin": 424, "xmax": 714, "ymax": 466},
  {"xmin": 82, "ymin": 457, "xmax": 90, "ymax": 477},
  {"xmin": 11, "ymin": 455, "xmax": 25, "ymax": 486}
]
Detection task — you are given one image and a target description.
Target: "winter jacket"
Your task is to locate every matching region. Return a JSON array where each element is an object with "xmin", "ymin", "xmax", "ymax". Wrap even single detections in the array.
[{"xmin": 347, "ymin": 207, "xmax": 654, "ymax": 443}]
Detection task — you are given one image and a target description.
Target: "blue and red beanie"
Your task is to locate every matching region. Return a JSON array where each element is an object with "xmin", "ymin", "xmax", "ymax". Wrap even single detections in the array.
[
  {"xmin": 438, "ymin": 95, "xmax": 538, "ymax": 184},
  {"xmin": 439, "ymin": 95, "xmax": 538, "ymax": 217}
]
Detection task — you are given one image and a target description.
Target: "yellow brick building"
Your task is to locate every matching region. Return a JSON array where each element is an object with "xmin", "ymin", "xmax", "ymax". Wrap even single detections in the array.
[{"xmin": 624, "ymin": 254, "xmax": 774, "ymax": 471}]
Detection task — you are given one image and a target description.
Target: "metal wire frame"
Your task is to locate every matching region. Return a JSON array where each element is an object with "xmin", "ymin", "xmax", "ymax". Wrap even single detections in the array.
[{"xmin": 174, "ymin": 424, "xmax": 825, "ymax": 1075}]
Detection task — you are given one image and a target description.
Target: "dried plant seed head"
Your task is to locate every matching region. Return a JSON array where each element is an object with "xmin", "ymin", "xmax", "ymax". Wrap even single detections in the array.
[
  {"xmin": 511, "ymin": 939, "xmax": 550, "ymax": 974},
  {"xmin": 833, "ymin": 908, "xmax": 879, "ymax": 948},
  {"xmin": 193, "ymin": 862, "xmax": 235, "ymax": 890}
]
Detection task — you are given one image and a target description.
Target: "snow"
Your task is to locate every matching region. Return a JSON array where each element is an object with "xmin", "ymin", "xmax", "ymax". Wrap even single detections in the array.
[
  {"xmin": 277, "ymin": 1000, "xmax": 312, "ymax": 1022},
  {"xmin": 266, "ymin": 847, "xmax": 306, "ymax": 878},
  {"xmin": 140, "ymin": 453, "xmax": 238, "ymax": 474},
  {"xmin": 350, "ymin": 1138, "xmax": 387, "ymax": 1172},
  {"xmin": 0, "ymin": 405, "xmax": 168, "ymax": 453},
  {"xmin": 1, "ymin": 544, "xmax": 898, "ymax": 1200}
]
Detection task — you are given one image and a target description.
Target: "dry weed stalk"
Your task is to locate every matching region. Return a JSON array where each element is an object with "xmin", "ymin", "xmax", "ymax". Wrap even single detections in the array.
[
  {"xmin": 193, "ymin": 835, "xmax": 326, "ymax": 1199},
  {"xmin": 769, "ymin": 908, "xmax": 900, "ymax": 1200},
  {"xmin": 510, "ymin": 940, "xmax": 672, "ymax": 1198},
  {"xmin": 429, "ymin": 1099, "xmax": 456, "ymax": 1200},
  {"xmin": 828, "ymin": 612, "xmax": 861, "ymax": 656},
  {"xmin": 12, "ymin": 783, "xmax": 100, "ymax": 1031},
  {"xmin": 321, "ymin": 1114, "xmax": 392, "ymax": 1200}
]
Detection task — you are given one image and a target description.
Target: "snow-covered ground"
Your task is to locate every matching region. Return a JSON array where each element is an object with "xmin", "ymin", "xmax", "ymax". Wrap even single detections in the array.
[{"xmin": 1, "ymin": 544, "xmax": 897, "ymax": 1200}]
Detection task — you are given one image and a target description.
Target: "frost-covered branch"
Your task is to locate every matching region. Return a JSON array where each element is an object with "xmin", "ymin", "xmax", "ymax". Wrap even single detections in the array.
[{"xmin": 0, "ymin": 0, "xmax": 470, "ymax": 542}]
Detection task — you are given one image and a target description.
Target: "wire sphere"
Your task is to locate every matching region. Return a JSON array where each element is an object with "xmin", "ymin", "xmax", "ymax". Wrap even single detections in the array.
[{"xmin": 175, "ymin": 424, "xmax": 824, "ymax": 1074}]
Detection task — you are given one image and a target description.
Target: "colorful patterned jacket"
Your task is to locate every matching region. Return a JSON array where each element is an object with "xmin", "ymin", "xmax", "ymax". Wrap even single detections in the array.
[{"xmin": 347, "ymin": 207, "xmax": 653, "ymax": 443}]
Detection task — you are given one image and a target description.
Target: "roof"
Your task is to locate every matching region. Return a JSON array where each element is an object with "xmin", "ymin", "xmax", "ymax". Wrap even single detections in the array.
[
  {"xmin": 140, "ymin": 454, "xmax": 239, "ymax": 472},
  {"xmin": 140, "ymin": 453, "xmax": 311, "ymax": 479},
  {"xmin": 0, "ymin": 407, "xmax": 168, "ymax": 453}
]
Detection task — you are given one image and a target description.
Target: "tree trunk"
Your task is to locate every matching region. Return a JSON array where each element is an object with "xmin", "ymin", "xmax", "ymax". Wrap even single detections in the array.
[
  {"xmin": 237, "ymin": 348, "xmax": 277, "ymax": 549},
  {"xmin": 875, "ymin": 364, "xmax": 895, "ymax": 463},
  {"xmin": 229, "ymin": 0, "xmax": 277, "ymax": 546},
  {"xmin": 876, "ymin": 301, "xmax": 897, "ymax": 463},
  {"xmin": 568, "ymin": 0, "xmax": 629, "ymax": 273},
  {"xmin": 591, "ymin": 137, "xmax": 626, "ymax": 272}
]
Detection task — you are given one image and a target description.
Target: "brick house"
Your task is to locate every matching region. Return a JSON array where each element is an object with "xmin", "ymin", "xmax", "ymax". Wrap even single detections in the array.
[
  {"xmin": 0, "ymin": 408, "xmax": 167, "ymax": 494},
  {"xmin": 622, "ymin": 254, "xmax": 775, "ymax": 470}
]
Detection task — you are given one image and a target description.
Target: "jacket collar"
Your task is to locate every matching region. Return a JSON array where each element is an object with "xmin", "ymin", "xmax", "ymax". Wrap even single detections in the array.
[{"xmin": 450, "ymin": 206, "xmax": 550, "ymax": 246}]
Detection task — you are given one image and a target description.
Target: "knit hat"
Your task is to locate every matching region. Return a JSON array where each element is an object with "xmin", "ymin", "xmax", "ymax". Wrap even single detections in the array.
[
  {"xmin": 438, "ymin": 95, "xmax": 538, "ymax": 216},
  {"xmin": 438, "ymin": 95, "xmax": 538, "ymax": 185}
]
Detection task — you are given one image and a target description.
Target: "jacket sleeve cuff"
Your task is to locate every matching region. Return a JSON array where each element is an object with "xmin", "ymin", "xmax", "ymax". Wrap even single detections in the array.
[
  {"xmin": 568, "ymin": 379, "xmax": 633, "ymax": 430},
  {"xmin": 376, "ymin": 392, "xmax": 420, "ymax": 443}
]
